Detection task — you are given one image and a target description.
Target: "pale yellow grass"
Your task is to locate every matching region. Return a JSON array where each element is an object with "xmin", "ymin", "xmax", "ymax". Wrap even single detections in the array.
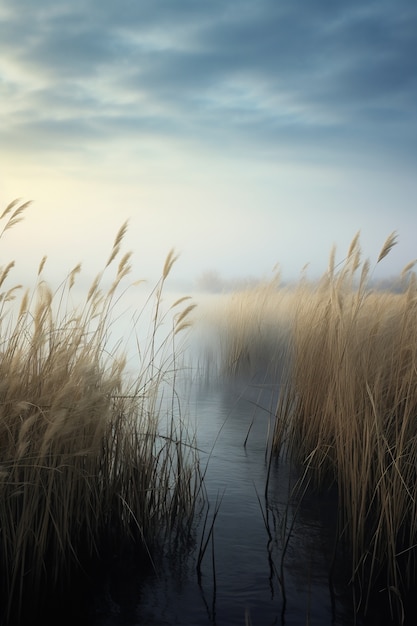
[
  {"xmin": 208, "ymin": 229, "xmax": 417, "ymax": 620},
  {"xmin": 0, "ymin": 200, "xmax": 199, "ymax": 622},
  {"xmin": 273, "ymin": 233, "xmax": 417, "ymax": 619}
]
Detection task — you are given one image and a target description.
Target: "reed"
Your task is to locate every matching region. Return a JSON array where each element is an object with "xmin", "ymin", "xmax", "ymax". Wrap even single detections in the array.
[
  {"xmin": 0, "ymin": 201, "xmax": 199, "ymax": 622},
  {"xmin": 207, "ymin": 230, "xmax": 417, "ymax": 619},
  {"xmin": 274, "ymin": 234, "xmax": 417, "ymax": 618},
  {"xmin": 198, "ymin": 271, "xmax": 293, "ymax": 381}
]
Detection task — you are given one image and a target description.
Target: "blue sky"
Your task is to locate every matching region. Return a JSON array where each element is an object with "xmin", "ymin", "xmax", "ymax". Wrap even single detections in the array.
[{"xmin": 1, "ymin": 0, "xmax": 416, "ymax": 290}]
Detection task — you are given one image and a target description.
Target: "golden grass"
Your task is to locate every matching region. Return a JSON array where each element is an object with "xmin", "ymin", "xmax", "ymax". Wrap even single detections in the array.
[
  {"xmin": 207, "ymin": 231, "xmax": 417, "ymax": 620},
  {"xmin": 0, "ymin": 200, "xmax": 199, "ymax": 622}
]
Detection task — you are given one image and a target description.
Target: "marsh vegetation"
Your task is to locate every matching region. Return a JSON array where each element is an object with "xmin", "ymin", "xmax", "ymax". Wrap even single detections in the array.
[
  {"xmin": 2, "ymin": 199, "xmax": 417, "ymax": 624},
  {"xmin": 203, "ymin": 230, "xmax": 417, "ymax": 623},
  {"xmin": 0, "ymin": 200, "xmax": 199, "ymax": 624}
]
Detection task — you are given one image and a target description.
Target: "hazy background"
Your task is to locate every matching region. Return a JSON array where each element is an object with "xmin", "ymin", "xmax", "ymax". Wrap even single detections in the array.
[{"xmin": 1, "ymin": 0, "xmax": 416, "ymax": 291}]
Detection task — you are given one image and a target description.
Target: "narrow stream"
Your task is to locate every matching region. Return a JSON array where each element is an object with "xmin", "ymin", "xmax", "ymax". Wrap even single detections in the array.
[{"xmin": 89, "ymin": 375, "xmax": 367, "ymax": 626}]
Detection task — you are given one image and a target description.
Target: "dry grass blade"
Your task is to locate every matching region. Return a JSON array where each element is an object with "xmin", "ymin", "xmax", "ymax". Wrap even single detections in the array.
[
  {"xmin": 328, "ymin": 245, "xmax": 336, "ymax": 278},
  {"xmin": 18, "ymin": 289, "xmax": 30, "ymax": 317},
  {"xmin": 0, "ymin": 262, "xmax": 15, "ymax": 289},
  {"xmin": 377, "ymin": 231, "xmax": 398, "ymax": 263},
  {"xmin": 175, "ymin": 304, "xmax": 197, "ymax": 328},
  {"xmin": 87, "ymin": 272, "xmax": 102, "ymax": 302},
  {"xmin": 162, "ymin": 248, "xmax": 179, "ymax": 280},
  {"xmin": 0, "ymin": 199, "xmax": 31, "ymax": 221},
  {"xmin": 68, "ymin": 263, "xmax": 82, "ymax": 289},
  {"xmin": 358, "ymin": 258, "xmax": 370, "ymax": 293},
  {"xmin": 0, "ymin": 199, "xmax": 21, "ymax": 220},
  {"xmin": 171, "ymin": 296, "xmax": 192, "ymax": 308},
  {"xmin": 37, "ymin": 256, "xmax": 47, "ymax": 275},
  {"xmin": 347, "ymin": 230, "xmax": 361, "ymax": 258},
  {"xmin": 106, "ymin": 220, "xmax": 129, "ymax": 267},
  {"xmin": 117, "ymin": 251, "xmax": 132, "ymax": 279},
  {"xmin": 401, "ymin": 259, "xmax": 417, "ymax": 279},
  {"xmin": 0, "ymin": 200, "xmax": 32, "ymax": 237}
]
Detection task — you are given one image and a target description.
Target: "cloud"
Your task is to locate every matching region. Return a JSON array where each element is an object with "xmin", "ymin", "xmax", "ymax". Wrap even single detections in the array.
[{"xmin": 1, "ymin": 0, "xmax": 416, "ymax": 173}]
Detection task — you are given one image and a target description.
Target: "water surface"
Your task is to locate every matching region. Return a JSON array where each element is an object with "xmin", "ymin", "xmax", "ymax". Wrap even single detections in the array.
[{"xmin": 104, "ymin": 375, "xmax": 364, "ymax": 626}]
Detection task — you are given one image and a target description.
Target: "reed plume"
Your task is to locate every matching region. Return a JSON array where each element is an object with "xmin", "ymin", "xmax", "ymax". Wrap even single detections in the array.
[{"xmin": 377, "ymin": 230, "xmax": 398, "ymax": 263}]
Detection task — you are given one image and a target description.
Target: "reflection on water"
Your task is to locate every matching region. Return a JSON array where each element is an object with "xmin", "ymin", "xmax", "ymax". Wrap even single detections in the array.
[
  {"xmin": 88, "ymin": 375, "xmax": 366, "ymax": 626},
  {"xmin": 81, "ymin": 370, "xmax": 417, "ymax": 626}
]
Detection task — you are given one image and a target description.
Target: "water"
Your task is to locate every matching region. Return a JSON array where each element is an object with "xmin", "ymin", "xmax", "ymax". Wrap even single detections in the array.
[{"xmin": 88, "ymin": 374, "xmax": 367, "ymax": 626}]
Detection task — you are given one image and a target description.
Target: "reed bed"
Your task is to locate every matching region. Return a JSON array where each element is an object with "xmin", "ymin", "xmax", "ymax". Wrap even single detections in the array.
[
  {"xmin": 196, "ymin": 273, "xmax": 294, "ymax": 382},
  {"xmin": 0, "ymin": 200, "xmax": 199, "ymax": 623},
  {"xmin": 208, "ymin": 232, "xmax": 417, "ymax": 620},
  {"xmin": 273, "ymin": 234, "xmax": 417, "ymax": 618}
]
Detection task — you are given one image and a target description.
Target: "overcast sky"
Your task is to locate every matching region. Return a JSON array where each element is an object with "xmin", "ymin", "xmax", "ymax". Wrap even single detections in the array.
[{"xmin": 1, "ymin": 0, "xmax": 416, "ymax": 291}]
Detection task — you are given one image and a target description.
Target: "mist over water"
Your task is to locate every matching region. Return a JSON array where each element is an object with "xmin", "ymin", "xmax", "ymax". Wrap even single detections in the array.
[
  {"xmin": 20, "ymin": 285, "xmax": 406, "ymax": 626},
  {"xmin": 5, "ymin": 200, "xmax": 417, "ymax": 625},
  {"xmin": 81, "ymin": 285, "xmax": 368, "ymax": 626},
  {"xmin": 85, "ymin": 293, "xmax": 372, "ymax": 625}
]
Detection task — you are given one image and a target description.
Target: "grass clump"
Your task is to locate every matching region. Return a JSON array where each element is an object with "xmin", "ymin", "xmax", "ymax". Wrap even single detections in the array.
[
  {"xmin": 207, "ymin": 229, "xmax": 417, "ymax": 620},
  {"xmin": 0, "ymin": 200, "xmax": 199, "ymax": 623},
  {"xmin": 273, "ymin": 233, "xmax": 417, "ymax": 618}
]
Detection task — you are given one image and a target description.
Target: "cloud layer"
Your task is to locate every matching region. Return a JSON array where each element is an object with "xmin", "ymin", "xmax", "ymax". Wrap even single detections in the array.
[
  {"xmin": 1, "ymin": 1, "xmax": 416, "ymax": 288},
  {"xmin": 2, "ymin": 0, "xmax": 416, "ymax": 166}
]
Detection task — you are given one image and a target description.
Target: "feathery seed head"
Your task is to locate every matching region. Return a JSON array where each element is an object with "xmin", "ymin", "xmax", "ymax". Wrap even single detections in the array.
[
  {"xmin": 69, "ymin": 263, "xmax": 82, "ymax": 289},
  {"xmin": 106, "ymin": 220, "xmax": 129, "ymax": 267},
  {"xmin": 0, "ymin": 261, "xmax": 15, "ymax": 288},
  {"xmin": 377, "ymin": 231, "xmax": 398, "ymax": 263},
  {"xmin": 38, "ymin": 256, "xmax": 47, "ymax": 275},
  {"xmin": 401, "ymin": 260, "xmax": 417, "ymax": 279},
  {"xmin": 347, "ymin": 231, "xmax": 361, "ymax": 258},
  {"xmin": 162, "ymin": 249, "xmax": 178, "ymax": 280}
]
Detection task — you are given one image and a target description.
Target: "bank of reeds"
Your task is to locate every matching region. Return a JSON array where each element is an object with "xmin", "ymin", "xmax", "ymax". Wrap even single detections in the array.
[
  {"xmin": 0, "ymin": 200, "xmax": 199, "ymax": 623},
  {"xmin": 209, "ymin": 232, "xmax": 417, "ymax": 620},
  {"xmin": 197, "ymin": 272, "xmax": 293, "ymax": 381},
  {"xmin": 273, "ymin": 233, "xmax": 417, "ymax": 618}
]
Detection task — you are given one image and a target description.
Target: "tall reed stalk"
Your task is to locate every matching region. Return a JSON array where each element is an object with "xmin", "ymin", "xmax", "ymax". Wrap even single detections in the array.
[{"xmin": 0, "ymin": 200, "xmax": 199, "ymax": 622}]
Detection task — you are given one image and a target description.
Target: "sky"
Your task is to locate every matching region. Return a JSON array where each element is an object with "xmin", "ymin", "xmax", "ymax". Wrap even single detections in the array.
[{"xmin": 1, "ymin": 0, "xmax": 417, "ymax": 292}]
